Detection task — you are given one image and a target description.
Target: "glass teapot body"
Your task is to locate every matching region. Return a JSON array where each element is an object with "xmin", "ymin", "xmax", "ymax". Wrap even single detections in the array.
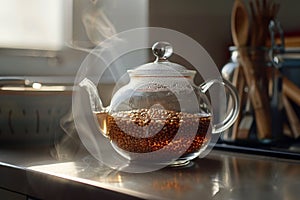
[
  {"xmin": 79, "ymin": 42, "xmax": 239, "ymax": 167},
  {"xmin": 100, "ymin": 74, "xmax": 213, "ymax": 165}
]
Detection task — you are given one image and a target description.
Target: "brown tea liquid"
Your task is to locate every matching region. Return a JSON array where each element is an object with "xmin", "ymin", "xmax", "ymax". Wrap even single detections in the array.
[{"xmin": 95, "ymin": 109, "xmax": 211, "ymax": 156}]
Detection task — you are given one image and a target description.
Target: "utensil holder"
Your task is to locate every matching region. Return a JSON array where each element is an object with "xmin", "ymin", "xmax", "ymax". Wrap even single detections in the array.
[
  {"xmin": 221, "ymin": 45, "xmax": 284, "ymax": 143},
  {"xmin": 221, "ymin": 39, "xmax": 300, "ymax": 147}
]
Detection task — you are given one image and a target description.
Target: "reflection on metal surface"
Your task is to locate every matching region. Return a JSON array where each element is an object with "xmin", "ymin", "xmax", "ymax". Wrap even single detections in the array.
[
  {"xmin": 32, "ymin": 83, "xmax": 42, "ymax": 90},
  {"xmin": 0, "ymin": 85, "xmax": 71, "ymax": 92},
  {"xmin": 211, "ymin": 177, "xmax": 222, "ymax": 197},
  {"xmin": 152, "ymin": 171, "xmax": 192, "ymax": 194},
  {"xmin": 80, "ymin": 155, "xmax": 124, "ymax": 185},
  {"xmin": 4, "ymin": 148, "xmax": 299, "ymax": 200},
  {"xmin": 28, "ymin": 162, "xmax": 80, "ymax": 178},
  {"xmin": 0, "ymin": 77, "xmax": 74, "ymax": 92}
]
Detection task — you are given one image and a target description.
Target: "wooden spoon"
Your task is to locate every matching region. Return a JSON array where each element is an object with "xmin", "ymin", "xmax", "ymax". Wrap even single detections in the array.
[
  {"xmin": 231, "ymin": 0, "xmax": 249, "ymax": 47},
  {"xmin": 231, "ymin": 0, "xmax": 272, "ymax": 139}
]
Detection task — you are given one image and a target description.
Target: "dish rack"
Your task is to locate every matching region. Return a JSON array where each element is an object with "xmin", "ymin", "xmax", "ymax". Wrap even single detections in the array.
[{"xmin": 0, "ymin": 77, "xmax": 73, "ymax": 146}]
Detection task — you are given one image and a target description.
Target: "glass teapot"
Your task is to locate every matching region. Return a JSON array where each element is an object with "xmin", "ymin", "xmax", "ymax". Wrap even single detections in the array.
[{"xmin": 79, "ymin": 42, "xmax": 239, "ymax": 167}]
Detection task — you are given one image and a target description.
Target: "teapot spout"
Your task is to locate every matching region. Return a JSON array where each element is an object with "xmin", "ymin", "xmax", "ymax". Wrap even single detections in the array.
[{"xmin": 79, "ymin": 78, "xmax": 106, "ymax": 113}]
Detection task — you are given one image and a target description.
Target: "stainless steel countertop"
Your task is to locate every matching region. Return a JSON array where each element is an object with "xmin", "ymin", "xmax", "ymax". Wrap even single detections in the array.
[{"xmin": 0, "ymin": 146, "xmax": 299, "ymax": 200}]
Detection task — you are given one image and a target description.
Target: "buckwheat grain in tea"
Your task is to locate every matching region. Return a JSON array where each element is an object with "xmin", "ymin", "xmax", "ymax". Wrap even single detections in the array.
[{"xmin": 96, "ymin": 109, "xmax": 211, "ymax": 156}]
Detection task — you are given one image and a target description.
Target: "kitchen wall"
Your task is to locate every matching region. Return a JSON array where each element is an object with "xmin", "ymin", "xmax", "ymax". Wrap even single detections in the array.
[
  {"xmin": 0, "ymin": 0, "xmax": 299, "ymax": 78},
  {"xmin": 149, "ymin": 0, "xmax": 300, "ymax": 68}
]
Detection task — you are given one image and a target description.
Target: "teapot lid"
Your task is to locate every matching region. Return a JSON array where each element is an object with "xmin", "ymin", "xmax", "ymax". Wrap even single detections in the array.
[{"xmin": 128, "ymin": 42, "xmax": 196, "ymax": 77}]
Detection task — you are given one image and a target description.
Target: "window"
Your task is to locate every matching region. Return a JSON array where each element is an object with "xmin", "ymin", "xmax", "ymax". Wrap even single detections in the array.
[{"xmin": 0, "ymin": 0, "xmax": 63, "ymax": 50}]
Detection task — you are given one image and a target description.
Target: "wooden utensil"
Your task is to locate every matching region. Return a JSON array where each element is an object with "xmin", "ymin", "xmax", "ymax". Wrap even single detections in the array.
[
  {"xmin": 249, "ymin": 0, "xmax": 280, "ymax": 94},
  {"xmin": 249, "ymin": 0, "xmax": 280, "ymax": 46},
  {"xmin": 282, "ymin": 94, "xmax": 300, "ymax": 138},
  {"xmin": 231, "ymin": 0, "xmax": 272, "ymax": 139},
  {"xmin": 271, "ymin": 68, "xmax": 300, "ymax": 107},
  {"xmin": 282, "ymin": 76, "xmax": 300, "ymax": 107},
  {"xmin": 236, "ymin": 68, "xmax": 253, "ymax": 140},
  {"xmin": 231, "ymin": 66, "xmax": 245, "ymax": 140},
  {"xmin": 238, "ymin": 92, "xmax": 254, "ymax": 139},
  {"xmin": 231, "ymin": 0, "xmax": 249, "ymax": 47}
]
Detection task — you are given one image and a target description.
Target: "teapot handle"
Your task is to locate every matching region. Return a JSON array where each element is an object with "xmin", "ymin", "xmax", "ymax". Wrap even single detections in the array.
[{"xmin": 200, "ymin": 79, "xmax": 239, "ymax": 134}]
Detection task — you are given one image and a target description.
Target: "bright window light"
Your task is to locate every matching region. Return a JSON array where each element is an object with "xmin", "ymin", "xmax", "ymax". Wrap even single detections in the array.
[{"xmin": 0, "ymin": 0, "xmax": 63, "ymax": 50}]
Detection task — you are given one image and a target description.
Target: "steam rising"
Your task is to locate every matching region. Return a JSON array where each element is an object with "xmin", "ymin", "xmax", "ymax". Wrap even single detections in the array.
[
  {"xmin": 52, "ymin": 0, "xmax": 123, "ymax": 161},
  {"xmin": 82, "ymin": 0, "xmax": 117, "ymax": 46}
]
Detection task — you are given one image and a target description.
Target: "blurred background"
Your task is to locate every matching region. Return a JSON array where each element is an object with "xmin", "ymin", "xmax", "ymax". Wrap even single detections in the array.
[
  {"xmin": 1, "ymin": 0, "xmax": 300, "ymax": 146},
  {"xmin": 0, "ymin": 0, "xmax": 299, "ymax": 78}
]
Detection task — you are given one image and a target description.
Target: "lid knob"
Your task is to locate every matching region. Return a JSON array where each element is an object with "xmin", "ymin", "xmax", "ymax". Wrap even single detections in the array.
[{"xmin": 152, "ymin": 42, "xmax": 173, "ymax": 62}]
